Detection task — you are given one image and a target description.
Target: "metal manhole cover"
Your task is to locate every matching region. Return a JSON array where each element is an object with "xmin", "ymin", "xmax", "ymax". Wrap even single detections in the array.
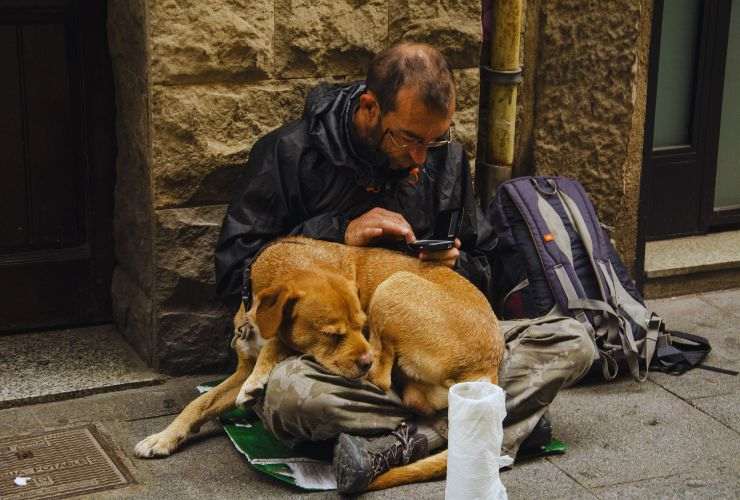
[{"xmin": 0, "ymin": 425, "xmax": 131, "ymax": 499}]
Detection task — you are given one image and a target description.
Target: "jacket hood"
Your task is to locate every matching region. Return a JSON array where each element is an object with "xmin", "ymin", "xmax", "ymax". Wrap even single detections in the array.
[{"xmin": 303, "ymin": 82, "xmax": 406, "ymax": 188}]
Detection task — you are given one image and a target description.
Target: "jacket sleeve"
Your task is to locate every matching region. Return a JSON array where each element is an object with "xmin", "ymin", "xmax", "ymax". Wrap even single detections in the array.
[
  {"xmin": 214, "ymin": 135, "xmax": 289, "ymax": 306},
  {"xmin": 215, "ymin": 134, "xmax": 350, "ymax": 308},
  {"xmin": 452, "ymin": 153, "xmax": 498, "ymax": 301}
]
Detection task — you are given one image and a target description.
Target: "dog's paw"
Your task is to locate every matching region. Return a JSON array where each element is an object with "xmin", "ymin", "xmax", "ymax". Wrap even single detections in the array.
[{"xmin": 134, "ymin": 430, "xmax": 187, "ymax": 458}]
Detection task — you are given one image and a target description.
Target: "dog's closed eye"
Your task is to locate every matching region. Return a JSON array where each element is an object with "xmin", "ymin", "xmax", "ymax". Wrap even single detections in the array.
[{"xmin": 323, "ymin": 330, "xmax": 345, "ymax": 346}]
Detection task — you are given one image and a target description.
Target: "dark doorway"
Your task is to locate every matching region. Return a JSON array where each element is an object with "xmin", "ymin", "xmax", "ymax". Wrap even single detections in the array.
[
  {"xmin": 0, "ymin": 0, "xmax": 116, "ymax": 332},
  {"xmin": 642, "ymin": 0, "xmax": 740, "ymax": 241}
]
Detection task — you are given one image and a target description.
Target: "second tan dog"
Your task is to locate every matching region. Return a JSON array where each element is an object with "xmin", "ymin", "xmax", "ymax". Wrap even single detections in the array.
[{"xmin": 135, "ymin": 236, "xmax": 504, "ymax": 491}]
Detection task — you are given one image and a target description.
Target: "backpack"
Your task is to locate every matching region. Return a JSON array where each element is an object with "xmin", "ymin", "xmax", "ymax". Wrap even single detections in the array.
[{"xmin": 488, "ymin": 176, "xmax": 723, "ymax": 381}]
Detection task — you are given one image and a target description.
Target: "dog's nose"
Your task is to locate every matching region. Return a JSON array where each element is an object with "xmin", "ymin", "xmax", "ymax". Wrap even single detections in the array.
[{"xmin": 357, "ymin": 353, "xmax": 373, "ymax": 373}]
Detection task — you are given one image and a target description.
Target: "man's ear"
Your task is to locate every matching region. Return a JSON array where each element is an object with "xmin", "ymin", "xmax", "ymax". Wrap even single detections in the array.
[
  {"xmin": 359, "ymin": 92, "xmax": 380, "ymax": 120},
  {"xmin": 252, "ymin": 284, "xmax": 304, "ymax": 339}
]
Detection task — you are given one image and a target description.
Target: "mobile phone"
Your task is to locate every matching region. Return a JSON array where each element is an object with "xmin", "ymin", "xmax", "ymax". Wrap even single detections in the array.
[{"xmin": 407, "ymin": 239, "xmax": 455, "ymax": 251}]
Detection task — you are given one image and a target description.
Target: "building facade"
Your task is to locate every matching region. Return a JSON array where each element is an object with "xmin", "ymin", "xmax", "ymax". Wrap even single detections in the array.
[{"xmin": 1, "ymin": 0, "xmax": 737, "ymax": 373}]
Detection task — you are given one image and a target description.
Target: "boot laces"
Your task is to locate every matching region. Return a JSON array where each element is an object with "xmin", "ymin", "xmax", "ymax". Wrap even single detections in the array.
[{"xmin": 369, "ymin": 423, "xmax": 415, "ymax": 477}]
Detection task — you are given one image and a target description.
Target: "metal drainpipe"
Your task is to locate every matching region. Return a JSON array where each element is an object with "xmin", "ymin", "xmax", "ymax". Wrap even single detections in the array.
[{"xmin": 478, "ymin": 0, "xmax": 523, "ymax": 208}]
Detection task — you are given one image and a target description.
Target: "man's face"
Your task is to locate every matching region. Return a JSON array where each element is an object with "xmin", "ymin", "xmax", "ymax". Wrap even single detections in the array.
[{"xmin": 370, "ymin": 86, "xmax": 455, "ymax": 170}]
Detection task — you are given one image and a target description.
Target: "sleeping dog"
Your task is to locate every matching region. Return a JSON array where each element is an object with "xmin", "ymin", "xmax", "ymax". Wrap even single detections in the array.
[{"xmin": 135, "ymin": 236, "xmax": 504, "ymax": 491}]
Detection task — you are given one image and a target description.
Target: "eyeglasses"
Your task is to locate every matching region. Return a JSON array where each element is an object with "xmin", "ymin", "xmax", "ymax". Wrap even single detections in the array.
[{"xmin": 382, "ymin": 125, "xmax": 454, "ymax": 152}]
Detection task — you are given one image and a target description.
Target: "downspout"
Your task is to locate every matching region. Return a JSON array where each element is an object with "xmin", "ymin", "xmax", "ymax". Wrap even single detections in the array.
[{"xmin": 477, "ymin": 0, "xmax": 524, "ymax": 208}]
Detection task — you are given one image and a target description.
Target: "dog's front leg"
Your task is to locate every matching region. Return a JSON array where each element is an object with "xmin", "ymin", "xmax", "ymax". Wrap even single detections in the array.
[
  {"xmin": 134, "ymin": 354, "xmax": 255, "ymax": 458},
  {"xmin": 367, "ymin": 334, "xmax": 395, "ymax": 392},
  {"xmin": 235, "ymin": 338, "xmax": 289, "ymax": 407}
]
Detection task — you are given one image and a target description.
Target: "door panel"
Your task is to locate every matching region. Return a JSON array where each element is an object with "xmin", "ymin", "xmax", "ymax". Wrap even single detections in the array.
[
  {"xmin": 0, "ymin": 26, "xmax": 27, "ymax": 248},
  {"xmin": 0, "ymin": 0, "xmax": 115, "ymax": 332}
]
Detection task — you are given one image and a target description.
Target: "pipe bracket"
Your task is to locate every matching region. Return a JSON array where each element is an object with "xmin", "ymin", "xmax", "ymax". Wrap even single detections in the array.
[{"xmin": 480, "ymin": 65, "xmax": 523, "ymax": 85}]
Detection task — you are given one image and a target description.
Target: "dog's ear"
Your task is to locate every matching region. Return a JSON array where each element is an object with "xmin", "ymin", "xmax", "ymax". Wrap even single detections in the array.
[{"xmin": 253, "ymin": 284, "xmax": 304, "ymax": 339}]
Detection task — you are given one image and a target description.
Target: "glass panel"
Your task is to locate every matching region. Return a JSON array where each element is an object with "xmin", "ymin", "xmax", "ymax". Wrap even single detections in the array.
[
  {"xmin": 653, "ymin": 0, "xmax": 702, "ymax": 148},
  {"xmin": 714, "ymin": 1, "xmax": 740, "ymax": 210}
]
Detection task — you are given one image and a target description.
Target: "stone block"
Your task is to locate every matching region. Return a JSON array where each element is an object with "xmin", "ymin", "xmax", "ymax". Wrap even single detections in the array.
[
  {"xmin": 107, "ymin": 0, "xmax": 148, "ymax": 79},
  {"xmin": 156, "ymin": 310, "xmax": 234, "ymax": 374},
  {"xmin": 109, "ymin": 0, "xmax": 154, "ymax": 288},
  {"xmin": 150, "ymin": 81, "xmax": 314, "ymax": 208},
  {"xmin": 112, "ymin": 267, "xmax": 155, "ymax": 365},
  {"xmin": 155, "ymin": 205, "xmax": 227, "ymax": 311},
  {"xmin": 389, "ymin": 0, "xmax": 482, "ymax": 69},
  {"xmin": 149, "ymin": 0, "xmax": 273, "ymax": 84},
  {"xmin": 453, "ymin": 68, "xmax": 480, "ymax": 159},
  {"xmin": 274, "ymin": 0, "xmax": 387, "ymax": 78},
  {"xmin": 532, "ymin": 0, "xmax": 641, "ymax": 228}
]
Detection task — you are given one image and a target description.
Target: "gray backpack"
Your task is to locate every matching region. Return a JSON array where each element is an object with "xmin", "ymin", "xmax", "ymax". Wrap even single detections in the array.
[{"xmin": 490, "ymin": 177, "xmax": 727, "ymax": 381}]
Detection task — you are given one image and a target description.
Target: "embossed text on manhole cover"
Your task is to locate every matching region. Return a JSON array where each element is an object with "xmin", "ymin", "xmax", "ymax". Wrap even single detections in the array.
[{"xmin": 0, "ymin": 425, "xmax": 131, "ymax": 499}]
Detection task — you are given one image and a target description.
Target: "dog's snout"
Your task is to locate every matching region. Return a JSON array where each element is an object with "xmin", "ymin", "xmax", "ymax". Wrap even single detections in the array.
[{"xmin": 357, "ymin": 353, "xmax": 373, "ymax": 373}]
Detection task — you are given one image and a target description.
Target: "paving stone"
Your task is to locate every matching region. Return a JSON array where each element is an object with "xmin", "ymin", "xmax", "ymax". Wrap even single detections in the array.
[
  {"xmin": 699, "ymin": 288, "xmax": 740, "ymax": 319},
  {"xmin": 504, "ymin": 458, "xmax": 597, "ymax": 499},
  {"xmin": 646, "ymin": 295, "xmax": 740, "ymax": 400},
  {"xmin": 102, "ymin": 415, "xmax": 326, "ymax": 499},
  {"xmin": 691, "ymin": 393, "xmax": 740, "ymax": 434},
  {"xmin": 547, "ymin": 379, "xmax": 740, "ymax": 489},
  {"xmin": 32, "ymin": 376, "xmax": 218, "ymax": 428},
  {"xmin": 593, "ymin": 466, "xmax": 740, "ymax": 499},
  {"xmin": 0, "ymin": 406, "xmax": 43, "ymax": 439}
]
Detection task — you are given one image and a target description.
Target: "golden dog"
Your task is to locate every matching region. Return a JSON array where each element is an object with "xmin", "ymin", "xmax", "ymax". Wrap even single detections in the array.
[{"xmin": 135, "ymin": 236, "xmax": 504, "ymax": 491}]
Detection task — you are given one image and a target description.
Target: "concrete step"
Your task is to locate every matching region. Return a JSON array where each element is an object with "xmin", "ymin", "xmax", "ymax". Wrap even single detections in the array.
[
  {"xmin": 0, "ymin": 324, "xmax": 164, "ymax": 409},
  {"xmin": 644, "ymin": 230, "xmax": 740, "ymax": 298}
]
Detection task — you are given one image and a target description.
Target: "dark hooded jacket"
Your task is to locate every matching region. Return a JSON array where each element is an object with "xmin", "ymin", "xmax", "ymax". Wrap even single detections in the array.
[{"xmin": 215, "ymin": 82, "xmax": 498, "ymax": 308}]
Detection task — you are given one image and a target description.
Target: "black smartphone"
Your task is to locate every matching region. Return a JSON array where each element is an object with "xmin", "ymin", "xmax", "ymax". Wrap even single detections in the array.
[{"xmin": 407, "ymin": 239, "xmax": 455, "ymax": 251}]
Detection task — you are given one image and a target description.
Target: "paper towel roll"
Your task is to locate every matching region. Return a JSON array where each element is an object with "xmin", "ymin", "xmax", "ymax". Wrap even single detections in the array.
[{"xmin": 445, "ymin": 381, "xmax": 512, "ymax": 500}]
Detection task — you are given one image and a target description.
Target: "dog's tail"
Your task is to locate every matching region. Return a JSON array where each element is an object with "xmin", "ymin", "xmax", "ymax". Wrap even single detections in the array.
[{"xmin": 367, "ymin": 449, "xmax": 447, "ymax": 491}]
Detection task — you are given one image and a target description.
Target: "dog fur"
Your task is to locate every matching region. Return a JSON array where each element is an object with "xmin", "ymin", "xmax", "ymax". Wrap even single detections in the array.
[{"xmin": 135, "ymin": 236, "xmax": 504, "ymax": 491}]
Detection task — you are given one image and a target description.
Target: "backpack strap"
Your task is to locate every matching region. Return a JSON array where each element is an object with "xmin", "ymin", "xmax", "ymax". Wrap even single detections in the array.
[{"xmin": 554, "ymin": 179, "xmax": 658, "ymax": 381}]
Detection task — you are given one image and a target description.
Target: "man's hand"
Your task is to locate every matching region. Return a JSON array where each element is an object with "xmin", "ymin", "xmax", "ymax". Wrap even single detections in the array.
[
  {"xmin": 417, "ymin": 238, "xmax": 461, "ymax": 268},
  {"xmin": 345, "ymin": 208, "xmax": 416, "ymax": 246}
]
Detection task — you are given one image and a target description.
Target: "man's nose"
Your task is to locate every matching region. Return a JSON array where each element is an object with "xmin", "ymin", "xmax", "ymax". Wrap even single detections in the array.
[{"xmin": 408, "ymin": 145, "xmax": 427, "ymax": 166}]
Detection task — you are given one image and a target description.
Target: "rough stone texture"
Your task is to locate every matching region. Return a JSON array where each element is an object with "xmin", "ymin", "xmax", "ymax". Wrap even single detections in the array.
[
  {"xmin": 149, "ymin": 0, "xmax": 274, "ymax": 85},
  {"xmin": 389, "ymin": 0, "xmax": 482, "ymax": 69},
  {"xmin": 157, "ymin": 310, "xmax": 234, "ymax": 374},
  {"xmin": 274, "ymin": 0, "xmax": 387, "ymax": 78},
  {"xmin": 644, "ymin": 268, "xmax": 740, "ymax": 299},
  {"xmin": 151, "ymin": 81, "xmax": 314, "ymax": 209},
  {"xmin": 453, "ymin": 68, "xmax": 480, "ymax": 159},
  {"xmin": 111, "ymin": 267, "xmax": 154, "ymax": 366},
  {"xmin": 531, "ymin": 0, "xmax": 645, "ymax": 268},
  {"xmin": 108, "ymin": 0, "xmax": 156, "ymax": 368},
  {"xmin": 0, "ymin": 326, "xmax": 161, "ymax": 409},
  {"xmin": 155, "ymin": 205, "xmax": 227, "ymax": 311},
  {"xmin": 108, "ymin": 0, "xmax": 153, "ymax": 290},
  {"xmin": 620, "ymin": 0, "xmax": 652, "ymax": 274}
]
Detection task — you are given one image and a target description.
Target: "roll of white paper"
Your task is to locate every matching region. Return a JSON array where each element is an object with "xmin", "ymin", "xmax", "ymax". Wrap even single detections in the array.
[{"xmin": 445, "ymin": 381, "xmax": 512, "ymax": 500}]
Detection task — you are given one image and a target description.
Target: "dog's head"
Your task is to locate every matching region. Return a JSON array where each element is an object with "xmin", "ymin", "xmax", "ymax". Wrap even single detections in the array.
[{"xmin": 247, "ymin": 270, "xmax": 373, "ymax": 379}]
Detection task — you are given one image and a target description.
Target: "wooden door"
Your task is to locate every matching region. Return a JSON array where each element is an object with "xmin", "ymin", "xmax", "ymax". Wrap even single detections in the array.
[{"xmin": 0, "ymin": 0, "xmax": 115, "ymax": 332}]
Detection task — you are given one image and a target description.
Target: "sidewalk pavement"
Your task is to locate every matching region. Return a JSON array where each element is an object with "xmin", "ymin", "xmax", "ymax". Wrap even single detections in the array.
[{"xmin": 1, "ymin": 289, "xmax": 738, "ymax": 499}]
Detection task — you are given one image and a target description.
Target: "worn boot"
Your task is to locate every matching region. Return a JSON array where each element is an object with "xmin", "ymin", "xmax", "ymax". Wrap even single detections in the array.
[
  {"xmin": 333, "ymin": 422, "xmax": 429, "ymax": 494},
  {"xmin": 518, "ymin": 414, "xmax": 553, "ymax": 457}
]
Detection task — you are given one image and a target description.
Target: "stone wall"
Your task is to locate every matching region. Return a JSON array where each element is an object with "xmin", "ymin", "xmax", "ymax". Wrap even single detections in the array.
[
  {"xmin": 523, "ymin": 0, "xmax": 652, "ymax": 273},
  {"xmin": 108, "ymin": 0, "xmax": 483, "ymax": 373}
]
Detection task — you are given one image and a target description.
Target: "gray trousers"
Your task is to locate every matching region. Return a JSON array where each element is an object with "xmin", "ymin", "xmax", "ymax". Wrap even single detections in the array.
[{"xmin": 255, "ymin": 315, "xmax": 596, "ymax": 458}]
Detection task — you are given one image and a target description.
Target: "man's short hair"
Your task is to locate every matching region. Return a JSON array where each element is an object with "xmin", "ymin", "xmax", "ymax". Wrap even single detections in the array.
[{"xmin": 365, "ymin": 43, "xmax": 455, "ymax": 116}]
